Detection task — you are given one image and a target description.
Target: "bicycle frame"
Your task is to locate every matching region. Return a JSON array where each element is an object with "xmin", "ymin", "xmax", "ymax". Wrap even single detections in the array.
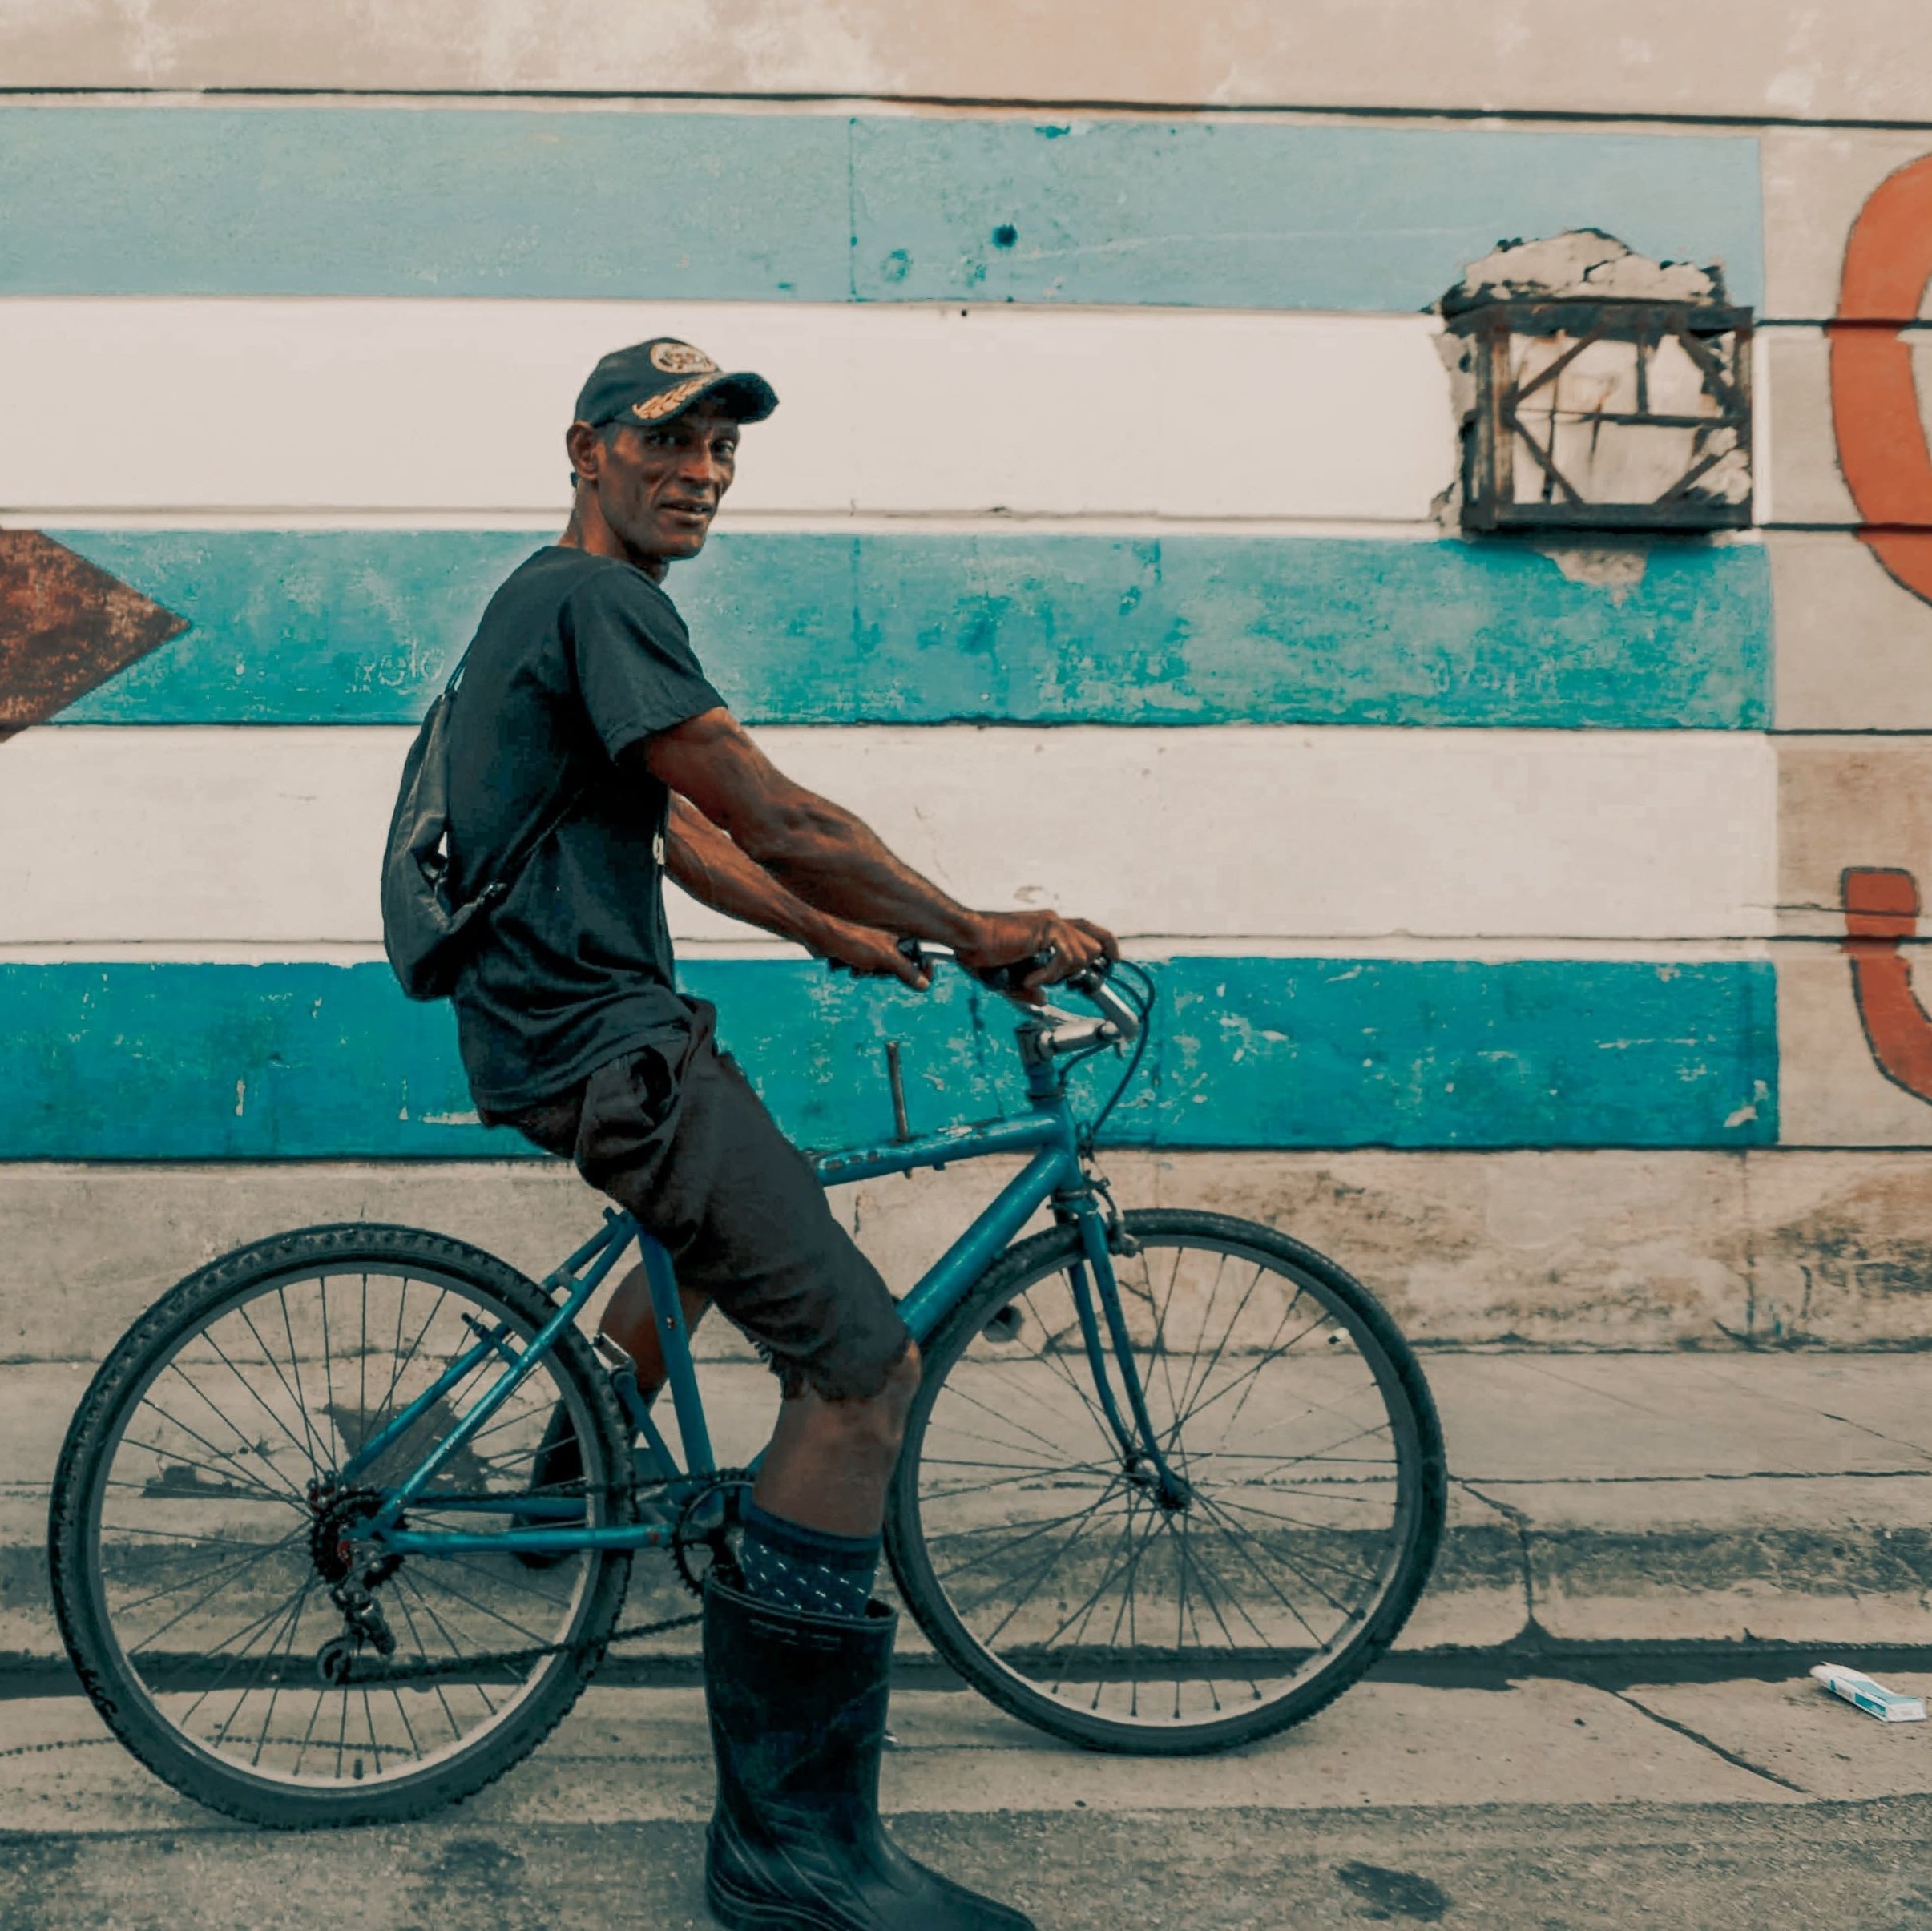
[{"xmin": 354, "ymin": 1020, "xmax": 1181, "ymax": 1562}]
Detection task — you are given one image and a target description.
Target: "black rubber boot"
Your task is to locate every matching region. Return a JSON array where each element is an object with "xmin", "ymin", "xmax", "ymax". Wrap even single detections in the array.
[{"xmin": 702, "ymin": 1571, "xmax": 1035, "ymax": 1931}]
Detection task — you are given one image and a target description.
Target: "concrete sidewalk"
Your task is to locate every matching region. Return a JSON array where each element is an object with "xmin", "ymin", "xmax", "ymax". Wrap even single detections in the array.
[
  {"xmin": 8, "ymin": 1668, "xmax": 1932, "ymax": 1928},
  {"xmin": 5, "ymin": 1349, "xmax": 1932, "ymax": 1664}
]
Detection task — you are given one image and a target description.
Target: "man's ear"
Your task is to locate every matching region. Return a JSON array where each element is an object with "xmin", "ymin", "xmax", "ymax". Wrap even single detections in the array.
[{"xmin": 564, "ymin": 419, "xmax": 603, "ymax": 488}]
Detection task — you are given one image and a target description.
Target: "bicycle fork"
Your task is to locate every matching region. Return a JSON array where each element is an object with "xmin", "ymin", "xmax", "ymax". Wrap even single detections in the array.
[{"xmin": 1055, "ymin": 1191, "xmax": 1192, "ymax": 1512}]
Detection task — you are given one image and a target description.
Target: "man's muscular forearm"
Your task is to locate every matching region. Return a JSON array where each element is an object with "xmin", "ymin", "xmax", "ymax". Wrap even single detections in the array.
[
  {"xmin": 665, "ymin": 795, "xmax": 925, "ymax": 983},
  {"xmin": 640, "ymin": 713, "xmax": 977, "ymax": 946},
  {"xmin": 666, "ymin": 794, "xmax": 859, "ymax": 950},
  {"xmin": 736, "ymin": 792, "xmax": 982, "ymax": 948},
  {"xmin": 641, "ymin": 709, "xmax": 1115, "ymax": 988}
]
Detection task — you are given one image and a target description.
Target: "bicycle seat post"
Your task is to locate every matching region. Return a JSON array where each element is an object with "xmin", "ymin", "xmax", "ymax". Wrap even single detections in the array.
[{"xmin": 884, "ymin": 1039, "xmax": 912, "ymax": 1140}]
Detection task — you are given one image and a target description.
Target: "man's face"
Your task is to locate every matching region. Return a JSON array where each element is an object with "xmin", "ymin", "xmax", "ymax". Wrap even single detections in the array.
[{"xmin": 574, "ymin": 405, "xmax": 740, "ymax": 566}]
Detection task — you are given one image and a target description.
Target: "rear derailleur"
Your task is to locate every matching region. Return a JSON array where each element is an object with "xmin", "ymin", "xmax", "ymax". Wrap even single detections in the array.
[{"xmin": 309, "ymin": 1479, "xmax": 402, "ymax": 1685}]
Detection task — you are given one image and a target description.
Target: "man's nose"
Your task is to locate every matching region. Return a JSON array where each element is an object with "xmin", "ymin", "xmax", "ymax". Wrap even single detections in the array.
[{"xmin": 677, "ymin": 445, "xmax": 728, "ymax": 494}]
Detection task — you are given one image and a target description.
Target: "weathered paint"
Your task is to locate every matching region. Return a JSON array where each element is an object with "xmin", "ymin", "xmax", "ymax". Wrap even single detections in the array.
[
  {"xmin": 1831, "ymin": 154, "xmax": 1932, "ymax": 607},
  {"xmin": 0, "ymin": 1, "xmax": 1920, "ymax": 123},
  {"xmin": 0, "ymin": 110, "xmax": 1765, "ymax": 312},
  {"xmin": 0, "ymin": 724, "xmax": 1777, "ymax": 944},
  {"xmin": 9, "ymin": 1145, "xmax": 1932, "ymax": 1363},
  {"xmin": 1764, "ymin": 328, "xmax": 1861, "ymax": 527},
  {"xmin": 1770, "ymin": 534, "xmax": 1932, "ymax": 729},
  {"xmin": 1761, "ymin": 129, "xmax": 1932, "ymax": 322},
  {"xmin": 1840, "ymin": 868, "xmax": 1932, "ymax": 1104},
  {"xmin": 0, "ymin": 957, "xmax": 1777, "ymax": 1159},
  {"xmin": 47, "ymin": 529, "xmax": 1774, "ymax": 731},
  {"xmin": 847, "ymin": 120, "xmax": 1764, "ymax": 309},
  {"xmin": 1777, "ymin": 736, "xmax": 1932, "ymax": 937},
  {"xmin": 0, "ymin": 532, "xmax": 184, "ymax": 734},
  {"xmin": 1776, "ymin": 945, "xmax": 1932, "ymax": 1146},
  {"xmin": 1745, "ymin": 1151, "xmax": 1932, "ymax": 1345},
  {"xmin": 0, "ymin": 300, "xmax": 1448, "ymax": 519}
]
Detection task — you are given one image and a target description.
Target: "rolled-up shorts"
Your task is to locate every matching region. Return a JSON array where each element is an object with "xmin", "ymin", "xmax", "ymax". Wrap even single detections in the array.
[{"xmin": 484, "ymin": 1000, "xmax": 911, "ymax": 1402}]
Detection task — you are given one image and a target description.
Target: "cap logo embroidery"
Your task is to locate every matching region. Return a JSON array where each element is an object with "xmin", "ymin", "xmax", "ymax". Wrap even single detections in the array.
[
  {"xmin": 631, "ymin": 377, "xmax": 712, "ymax": 421},
  {"xmin": 649, "ymin": 341, "xmax": 720, "ymax": 376}
]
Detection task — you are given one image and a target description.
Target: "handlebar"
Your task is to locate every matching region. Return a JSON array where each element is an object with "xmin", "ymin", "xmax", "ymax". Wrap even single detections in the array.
[{"xmin": 894, "ymin": 940, "xmax": 1143, "ymax": 1049}]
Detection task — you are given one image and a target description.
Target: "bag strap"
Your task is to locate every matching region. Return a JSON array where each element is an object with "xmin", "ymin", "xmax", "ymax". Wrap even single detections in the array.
[{"xmin": 474, "ymin": 764, "xmax": 591, "ymax": 907}]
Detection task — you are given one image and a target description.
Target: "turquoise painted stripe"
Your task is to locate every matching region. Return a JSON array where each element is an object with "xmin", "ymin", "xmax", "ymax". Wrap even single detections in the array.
[
  {"xmin": 849, "ymin": 120, "xmax": 1765, "ymax": 312},
  {"xmin": 0, "ymin": 958, "xmax": 1777, "ymax": 1159},
  {"xmin": 0, "ymin": 110, "xmax": 1763, "ymax": 310},
  {"xmin": 52, "ymin": 530, "xmax": 1772, "ymax": 731}
]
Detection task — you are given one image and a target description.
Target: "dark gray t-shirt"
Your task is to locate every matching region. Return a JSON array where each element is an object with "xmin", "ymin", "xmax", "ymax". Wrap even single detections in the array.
[{"xmin": 445, "ymin": 546, "xmax": 724, "ymax": 1111}]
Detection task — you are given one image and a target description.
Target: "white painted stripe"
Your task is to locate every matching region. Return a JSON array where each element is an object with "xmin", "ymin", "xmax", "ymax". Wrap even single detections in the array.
[
  {"xmin": 0, "ymin": 300, "xmax": 1451, "ymax": 521},
  {"xmin": 0, "ymin": 937, "xmax": 1781, "ymax": 966},
  {"xmin": 14, "ymin": 510, "xmax": 1452, "ymax": 541},
  {"xmin": 0, "ymin": 725, "xmax": 1777, "ymax": 947}
]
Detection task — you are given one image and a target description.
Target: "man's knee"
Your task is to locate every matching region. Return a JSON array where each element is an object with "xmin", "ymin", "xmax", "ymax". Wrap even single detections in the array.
[{"xmin": 801, "ymin": 1337, "xmax": 920, "ymax": 1445}]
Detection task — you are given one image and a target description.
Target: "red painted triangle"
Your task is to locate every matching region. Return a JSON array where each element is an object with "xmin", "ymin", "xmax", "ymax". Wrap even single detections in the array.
[{"xmin": 0, "ymin": 530, "xmax": 188, "ymax": 741}]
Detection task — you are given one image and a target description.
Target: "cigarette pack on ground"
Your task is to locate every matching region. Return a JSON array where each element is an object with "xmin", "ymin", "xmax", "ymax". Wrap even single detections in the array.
[{"xmin": 1811, "ymin": 1664, "xmax": 1928, "ymax": 1723}]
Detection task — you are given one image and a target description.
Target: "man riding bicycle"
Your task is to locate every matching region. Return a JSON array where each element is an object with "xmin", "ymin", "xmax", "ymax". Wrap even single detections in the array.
[{"xmin": 438, "ymin": 337, "xmax": 1115, "ymax": 1931}]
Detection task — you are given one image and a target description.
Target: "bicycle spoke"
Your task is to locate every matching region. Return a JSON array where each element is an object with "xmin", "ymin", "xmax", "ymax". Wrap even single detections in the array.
[
  {"xmin": 131, "ymin": 1393, "xmax": 307, "ymax": 1508},
  {"xmin": 910, "ymin": 1225, "xmax": 1438, "ymax": 1744},
  {"xmin": 396, "ymin": 1572, "xmax": 500, "ymax": 1715},
  {"xmin": 929, "ymin": 1492, "xmax": 1127, "ymax": 1588},
  {"xmin": 970, "ymin": 1486, "xmax": 1124, "ymax": 1644},
  {"xmin": 1168, "ymin": 1510, "xmax": 1257, "ymax": 1702},
  {"xmin": 400, "ymin": 1564, "xmax": 554, "ymax": 1651},
  {"xmin": 1188, "ymin": 1490, "xmax": 1344, "ymax": 1638},
  {"xmin": 113, "ymin": 1524, "xmax": 307, "ymax": 1639},
  {"xmin": 234, "ymin": 1304, "xmax": 324, "ymax": 1483},
  {"xmin": 416, "ymin": 1546, "xmax": 577, "ymax": 1614},
  {"xmin": 162, "ymin": 1346, "xmax": 314, "ymax": 1493},
  {"xmin": 67, "ymin": 1246, "xmax": 631, "ymax": 1812},
  {"xmin": 318, "ymin": 1276, "xmax": 340, "ymax": 1468},
  {"xmin": 389, "ymin": 1581, "xmax": 468, "ymax": 1746},
  {"xmin": 109, "ymin": 1433, "xmax": 302, "ymax": 1511},
  {"xmin": 245, "ymin": 1575, "xmax": 321, "ymax": 1767}
]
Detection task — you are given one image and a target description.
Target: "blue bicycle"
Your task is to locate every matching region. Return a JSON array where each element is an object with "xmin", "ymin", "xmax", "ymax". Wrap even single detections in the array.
[{"xmin": 48, "ymin": 955, "xmax": 1446, "ymax": 1828}]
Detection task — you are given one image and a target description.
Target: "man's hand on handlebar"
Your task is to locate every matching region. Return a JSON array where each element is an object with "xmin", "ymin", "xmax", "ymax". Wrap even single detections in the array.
[
  {"xmin": 957, "ymin": 912, "xmax": 1119, "ymax": 1000},
  {"xmin": 817, "ymin": 919, "xmax": 933, "ymax": 990}
]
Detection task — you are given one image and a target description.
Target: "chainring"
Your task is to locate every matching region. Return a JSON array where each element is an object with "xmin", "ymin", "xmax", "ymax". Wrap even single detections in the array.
[{"xmin": 670, "ymin": 1471, "xmax": 754, "ymax": 1597}]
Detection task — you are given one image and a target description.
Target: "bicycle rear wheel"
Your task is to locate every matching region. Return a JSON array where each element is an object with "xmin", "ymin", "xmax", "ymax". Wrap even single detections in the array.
[
  {"xmin": 48, "ymin": 1223, "xmax": 635, "ymax": 1827},
  {"xmin": 886, "ymin": 1208, "xmax": 1445, "ymax": 1754}
]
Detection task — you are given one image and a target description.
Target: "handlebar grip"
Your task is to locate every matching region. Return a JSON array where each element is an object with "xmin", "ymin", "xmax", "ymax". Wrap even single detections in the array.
[
  {"xmin": 896, "ymin": 937, "xmax": 1061, "ymax": 992},
  {"xmin": 974, "ymin": 949, "xmax": 1063, "ymax": 994}
]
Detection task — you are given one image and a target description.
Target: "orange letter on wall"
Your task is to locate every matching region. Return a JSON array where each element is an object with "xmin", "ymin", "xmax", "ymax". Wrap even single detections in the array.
[
  {"xmin": 1833, "ymin": 155, "xmax": 1932, "ymax": 605},
  {"xmin": 1842, "ymin": 866, "xmax": 1932, "ymax": 1102}
]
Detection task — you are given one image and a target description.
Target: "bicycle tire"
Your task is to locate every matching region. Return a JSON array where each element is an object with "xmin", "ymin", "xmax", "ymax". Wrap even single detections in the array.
[
  {"xmin": 885, "ymin": 1208, "xmax": 1446, "ymax": 1756},
  {"xmin": 48, "ymin": 1223, "xmax": 635, "ymax": 1828}
]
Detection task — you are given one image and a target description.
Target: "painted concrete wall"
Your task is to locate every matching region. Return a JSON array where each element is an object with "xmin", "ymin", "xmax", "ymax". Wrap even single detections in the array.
[
  {"xmin": 5, "ymin": 2, "xmax": 1930, "ymax": 121},
  {"xmin": 6, "ymin": 22, "xmax": 1932, "ymax": 1357}
]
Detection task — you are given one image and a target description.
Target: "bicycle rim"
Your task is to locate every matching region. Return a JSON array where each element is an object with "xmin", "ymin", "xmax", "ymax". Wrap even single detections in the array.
[
  {"xmin": 69, "ymin": 1246, "xmax": 625, "ymax": 1803},
  {"xmin": 890, "ymin": 1209, "xmax": 1444, "ymax": 1751}
]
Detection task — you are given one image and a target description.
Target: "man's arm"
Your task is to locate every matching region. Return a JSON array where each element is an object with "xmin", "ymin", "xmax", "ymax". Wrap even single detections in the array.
[
  {"xmin": 664, "ymin": 794, "xmax": 926, "ymax": 987},
  {"xmin": 635, "ymin": 707, "xmax": 1115, "ymax": 988}
]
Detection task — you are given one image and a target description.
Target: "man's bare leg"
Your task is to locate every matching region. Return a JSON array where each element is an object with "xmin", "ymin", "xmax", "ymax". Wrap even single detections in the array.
[
  {"xmin": 600, "ymin": 1268, "xmax": 918, "ymax": 1538},
  {"xmin": 599, "ymin": 1264, "xmax": 711, "ymax": 1396},
  {"xmin": 750, "ymin": 1345, "xmax": 922, "ymax": 1536}
]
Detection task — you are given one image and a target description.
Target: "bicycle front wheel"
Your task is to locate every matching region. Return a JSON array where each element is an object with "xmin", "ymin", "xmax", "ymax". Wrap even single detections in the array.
[
  {"xmin": 886, "ymin": 1208, "xmax": 1446, "ymax": 1754},
  {"xmin": 48, "ymin": 1223, "xmax": 635, "ymax": 1827}
]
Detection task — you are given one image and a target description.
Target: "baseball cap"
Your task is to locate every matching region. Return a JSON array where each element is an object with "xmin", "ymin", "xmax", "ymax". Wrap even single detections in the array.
[{"xmin": 573, "ymin": 338, "xmax": 779, "ymax": 431}]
